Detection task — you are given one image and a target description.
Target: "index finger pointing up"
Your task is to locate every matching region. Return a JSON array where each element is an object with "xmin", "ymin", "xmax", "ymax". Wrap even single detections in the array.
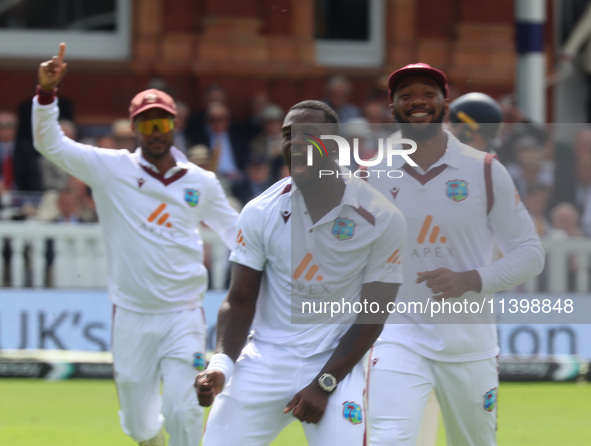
[{"xmin": 57, "ymin": 42, "xmax": 66, "ymax": 65}]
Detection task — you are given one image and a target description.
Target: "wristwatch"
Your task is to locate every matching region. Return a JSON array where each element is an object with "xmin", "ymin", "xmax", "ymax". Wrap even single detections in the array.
[{"xmin": 317, "ymin": 373, "xmax": 337, "ymax": 394}]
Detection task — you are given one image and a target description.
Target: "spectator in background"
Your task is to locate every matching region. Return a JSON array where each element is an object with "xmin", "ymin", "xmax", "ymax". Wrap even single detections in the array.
[
  {"xmin": 552, "ymin": 126, "xmax": 591, "ymax": 211},
  {"xmin": 523, "ymin": 184, "xmax": 552, "ymax": 237},
  {"xmin": 44, "ymin": 186, "xmax": 88, "ymax": 286},
  {"xmin": 546, "ymin": 202, "xmax": 586, "ymax": 292},
  {"xmin": 232, "ymin": 153, "xmax": 273, "ymax": 206},
  {"xmin": 96, "ymin": 134, "xmax": 117, "ymax": 149},
  {"xmin": 323, "ymin": 75, "xmax": 361, "ymax": 123},
  {"xmin": 187, "ymin": 144, "xmax": 212, "ymax": 171},
  {"xmin": 249, "ymin": 103, "xmax": 284, "ymax": 182},
  {"xmin": 185, "ymin": 85, "xmax": 227, "ymax": 147},
  {"xmin": 201, "ymin": 102, "xmax": 248, "ymax": 187},
  {"xmin": 0, "ymin": 110, "xmax": 17, "ymax": 193},
  {"xmin": 496, "ymin": 94, "xmax": 549, "ymax": 166},
  {"xmin": 507, "ymin": 136, "xmax": 554, "ymax": 199},
  {"xmin": 111, "ymin": 119, "xmax": 136, "ymax": 150},
  {"xmin": 173, "ymin": 100, "xmax": 190, "ymax": 154},
  {"xmin": 238, "ymin": 90, "xmax": 271, "ymax": 142},
  {"xmin": 363, "ymin": 98, "xmax": 397, "ymax": 141},
  {"xmin": 14, "ymin": 92, "xmax": 74, "ymax": 191}
]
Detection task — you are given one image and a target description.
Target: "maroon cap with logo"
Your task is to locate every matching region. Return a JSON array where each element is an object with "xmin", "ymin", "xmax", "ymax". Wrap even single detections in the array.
[
  {"xmin": 129, "ymin": 89, "xmax": 177, "ymax": 120},
  {"xmin": 387, "ymin": 63, "xmax": 449, "ymax": 100}
]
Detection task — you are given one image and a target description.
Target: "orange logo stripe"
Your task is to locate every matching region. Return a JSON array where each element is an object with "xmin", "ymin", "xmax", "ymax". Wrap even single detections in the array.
[
  {"xmin": 387, "ymin": 249, "xmax": 399, "ymax": 264},
  {"xmin": 429, "ymin": 226, "xmax": 440, "ymax": 244},
  {"xmin": 305, "ymin": 264, "xmax": 319, "ymax": 281},
  {"xmin": 148, "ymin": 203, "xmax": 167, "ymax": 222},
  {"xmin": 157, "ymin": 213, "xmax": 169, "ymax": 225},
  {"xmin": 417, "ymin": 215, "xmax": 432, "ymax": 244},
  {"xmin": 293, "ymin": 253, "xmax": 313, "ymax": 280}
]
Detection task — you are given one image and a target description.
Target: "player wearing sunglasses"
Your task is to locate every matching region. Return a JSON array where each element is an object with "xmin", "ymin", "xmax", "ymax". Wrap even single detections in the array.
[{"xmin": 33, "ymin": 43, "xmax": 239, "ymax": 446}]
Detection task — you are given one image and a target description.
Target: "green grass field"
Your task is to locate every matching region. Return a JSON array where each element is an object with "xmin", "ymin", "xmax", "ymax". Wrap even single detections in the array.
[{"xmin": 1, "ymin": 379, "xmax": 590, "ymax": 445}]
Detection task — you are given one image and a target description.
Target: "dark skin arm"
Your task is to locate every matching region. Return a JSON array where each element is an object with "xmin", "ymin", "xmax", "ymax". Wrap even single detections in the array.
[
  {"xmin": 194, "ymin": 262, "xmax": 262, "ymax": 407},
  {"xmin": 284, "ymin": 281, "xmax": 400, "ymax": 424}
]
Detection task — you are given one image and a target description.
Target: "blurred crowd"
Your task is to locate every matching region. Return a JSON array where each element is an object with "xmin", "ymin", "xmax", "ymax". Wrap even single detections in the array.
[{"xmin": 1, "ymin": 75, "xmax": 591, "ymax": 290}]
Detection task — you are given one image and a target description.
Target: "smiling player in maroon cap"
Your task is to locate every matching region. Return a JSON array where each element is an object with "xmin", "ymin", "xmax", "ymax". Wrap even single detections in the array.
[
  {"xmin": 33, "ymin": 43, "xmax": 239, "ymax": 446},
  {"xmin": 363, "ymin": 63, "xmax": 545, "ymax": 445}
]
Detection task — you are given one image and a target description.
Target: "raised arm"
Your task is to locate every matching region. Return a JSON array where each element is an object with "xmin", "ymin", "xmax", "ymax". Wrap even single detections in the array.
[{"xmin": 38, "ymin": 42, "xmax": 68, "ymax": 90}]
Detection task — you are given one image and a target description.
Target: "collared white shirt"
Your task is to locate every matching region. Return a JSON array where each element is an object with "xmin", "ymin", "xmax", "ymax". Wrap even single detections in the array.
[
  {"xmin": 230, "ymin": 176, "xmax": 405, "ymax": 356},
  {"xmin": 367, "ymin": 130, "xmax": 544, "ymax": 362},
  {"xmin": 33, "ymin": 98, "xmax": 239, "ymax": 313}
]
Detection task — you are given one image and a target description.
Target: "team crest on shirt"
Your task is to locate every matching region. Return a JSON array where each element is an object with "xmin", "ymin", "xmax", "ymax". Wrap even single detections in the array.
[
  {"xmin": 184, "ymin": 188, "xmax": 200, "ymax": 207},
  {"xmin": 483, "ymin": 388, "xmax": 497, "ymax": 412},
  {"xmin": 193, "ymin": 353, "xmax": 205, "ymax": 371},
  {"xmin": 332, "ymin": 218, "xmax": 356, "ymax": 241},
  {"xmin": 342, "ymin": 401, "xmax": 363, "ymax": 425},
  {"xmin": 390, "ymin": 187, "xmax": 400, "ymax": 200},
  {"xmin": 446, "ymin": 180, "xmax": 468, "ymax": 202}
]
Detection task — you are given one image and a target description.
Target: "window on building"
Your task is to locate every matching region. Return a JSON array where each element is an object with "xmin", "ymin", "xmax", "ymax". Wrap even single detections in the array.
[
  {"xmin": 0, "ymin": 0, "xmax": 130, "ymax": 60},
  {"xmin": 314, "ymin": 0, "xmax": 384, "ymax": 67}
]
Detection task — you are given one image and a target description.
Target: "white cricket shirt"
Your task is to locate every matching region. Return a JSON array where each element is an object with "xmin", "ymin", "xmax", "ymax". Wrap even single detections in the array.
[
  {"xmin": 33, "ymin": 98, "xmax": 238, "ymax": 313},
  {"xmin": 230, "ymin": 176, "xmax": 406, "ymax": 356},
  {"xmin": 367, "ymin": 130, "xmax": 545, "ymax": 362}
]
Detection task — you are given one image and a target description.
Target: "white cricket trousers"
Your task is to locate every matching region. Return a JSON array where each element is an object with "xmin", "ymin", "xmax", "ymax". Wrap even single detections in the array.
[
  {"xmin": 203, "ymin": 339, "xmax": 367, "ymax": 446},
  {"xmin": 112, "ymin": 306, "xmax": 206, "ymax": 446},
  {"xmin": 367, "ymin": 342, "xmax": 498, "ymax": 446}
]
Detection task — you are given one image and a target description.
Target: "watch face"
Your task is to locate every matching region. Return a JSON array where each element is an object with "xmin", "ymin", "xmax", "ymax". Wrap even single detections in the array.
[
  {"xmin": 319, "ymin": 373, "xmax": 336, "ymax": 392},
  {"xmin": 322, "ymin": 376, "xmax": 335, "ymax": 387}
]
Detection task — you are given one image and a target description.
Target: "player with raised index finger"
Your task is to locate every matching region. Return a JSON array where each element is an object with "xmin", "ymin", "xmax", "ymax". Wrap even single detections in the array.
[{"xmin": 33, "ymin": 43, "xmax": 239, "ymax": 446}]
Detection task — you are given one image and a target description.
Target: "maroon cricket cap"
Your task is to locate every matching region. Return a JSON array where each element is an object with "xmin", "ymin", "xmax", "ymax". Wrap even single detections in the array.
[
  {"xmin": 129, "ymin": 89, "xmax": 177, "ymax": 120},
  {"xmin": 387, "ymin": 63, "xmax": 449, "ymax": 100}
]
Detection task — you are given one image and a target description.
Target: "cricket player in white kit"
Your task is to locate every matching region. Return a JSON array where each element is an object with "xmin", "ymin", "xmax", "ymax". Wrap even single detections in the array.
[
  {"xmin": 364, "ymin": 64, "xmax": 545, "ymax": 445},
  {"xmin": 33, "ymin": 44, "xmax": 238, "ymax": 446},
  {"xmin": 195, "ymin": 100, "xmax": 406, "ymax": 445}
]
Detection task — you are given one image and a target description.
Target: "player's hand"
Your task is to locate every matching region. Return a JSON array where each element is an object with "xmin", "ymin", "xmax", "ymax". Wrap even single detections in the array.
[
  {"xmin": 284, "ymin": 382, "xmax": 329, "ymax": 424},
  {"xmin": 194, "ymin": 370, "xmax": 225, "ymax": 407},
  {"xmin": 416, "ymin": 268, "xmax": 481, "ymax": 300},
  {"xmin": 38, "ymin": 42, "xmax": 67, "ymax": 90}
]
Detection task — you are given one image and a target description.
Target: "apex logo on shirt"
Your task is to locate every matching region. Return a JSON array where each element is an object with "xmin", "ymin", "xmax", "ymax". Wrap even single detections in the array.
[
  {"xmin": 342, "ymin": 401, "xmax": 363, "ymax": 425},
  {"xmin": 386, "ymin": 249, "xmax": 401, "ymax": 265},
  {"xmin": 236, "ymin": 229, "xmax": 246, "ymax": 247},
  {"xmin": 417, "ymin": 215, "xmax": 447, "ymax": 244},
  {"xmin": 137, "ymin": 178, "xmax": 146, "ymax": 188},
  {"xmin": 147, "ymin": 203, "xmax": 172, "ymax": 228},
  {"xmin": 293, "ymin": 253, "xmax": 324, "ymax": 282},
  {"xmin": 412, "ymin": 215, "xmax": 455, "ymax": 259},
  {"xmin": 390, "ymin": 187, "xmax": 400, "ymax": 200},
  {"xmin": 446, "ymin": 180, "xmax": 468, "ymax": 202}
]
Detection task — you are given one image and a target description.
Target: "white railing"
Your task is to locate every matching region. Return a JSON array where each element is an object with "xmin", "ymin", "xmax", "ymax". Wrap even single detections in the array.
[
  {"xmin": 0, "ymin": 222, "xmax": 228, "ymax": 290},
  {"xmin": 0, "ymin": 222, "xmax": 589, "ymax": 293},
  {"xmin": 523, "ymin": 237, "xmax": 591, "ymax": 293}
]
